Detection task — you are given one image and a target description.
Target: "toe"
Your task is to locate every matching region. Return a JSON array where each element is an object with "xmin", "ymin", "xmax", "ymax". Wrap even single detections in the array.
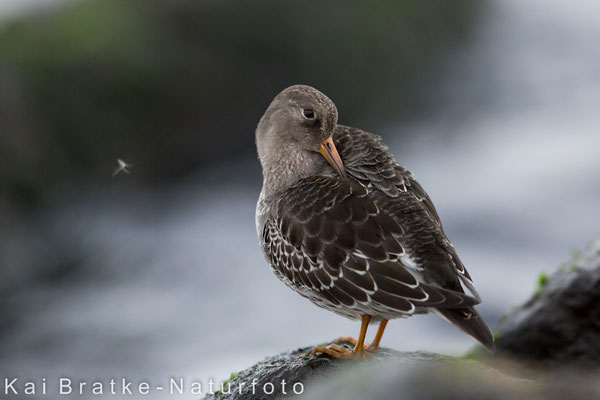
[
  {"xmin": 327, "ymin": 343, "xmax": 351, "ymax": 353},
  {"xmin": 336, "ymin": 336, "xmax": 358, "ymax": 345},
  {"xmin": 310, "ymin": 344, "xmax": 353, "ymax": 359}
]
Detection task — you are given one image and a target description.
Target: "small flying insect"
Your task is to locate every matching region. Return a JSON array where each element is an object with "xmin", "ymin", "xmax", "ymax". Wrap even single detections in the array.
[{"xmin": 113, "ymin": 158, "xmax": 133, "ymax": 177}]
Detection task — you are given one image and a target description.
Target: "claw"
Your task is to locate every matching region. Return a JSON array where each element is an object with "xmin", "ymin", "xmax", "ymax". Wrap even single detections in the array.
[{"xmin": 310, "ymin": 343, "xmax": 370, "ymax": 359}]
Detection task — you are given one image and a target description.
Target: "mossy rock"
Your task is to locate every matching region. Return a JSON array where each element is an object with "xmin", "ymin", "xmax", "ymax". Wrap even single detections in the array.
[
  {"xmin": 0, "ymin": 0, "xmax": 484, "ymax": 206},
  {"xmin": 494, "ymin": 238, "xmax": 600, "ymax": 367},
  {"xmin": 204, "ymin": 340, "xmax": 494, "ymax": 400}
]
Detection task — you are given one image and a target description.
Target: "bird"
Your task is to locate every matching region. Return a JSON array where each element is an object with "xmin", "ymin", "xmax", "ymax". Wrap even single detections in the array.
[
  {"xmin": 112, "ymin": 158, "xmax": 133, "ymax": 177},
  {"xmin": 255, "ymin": 84, "xmax": 494, "ymax": 359}
]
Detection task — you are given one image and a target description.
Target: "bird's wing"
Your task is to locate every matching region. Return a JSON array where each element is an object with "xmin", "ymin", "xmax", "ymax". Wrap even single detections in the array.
[
  {"xmin": 333, "ymin": 125, "xmax": 479, "ymax": 300},
  {"xmin": 262, "ymin": 176, "xmax": 479, "ymax": 315},
  {"xmin": 333, "ymin": 125, "xmax": 442, "ymax": 223}
]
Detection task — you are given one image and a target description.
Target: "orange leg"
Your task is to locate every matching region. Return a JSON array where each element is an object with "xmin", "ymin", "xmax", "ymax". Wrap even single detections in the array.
[
  {"xmin": 310, "ymin": 315, "xmax": 372, "ymax": 359},
  {"xmin": 337, "ymin": 319, "xmax": 388, "ymax": 352},
  {"xmin": 366, "ymin": 319, "xmax": 388, "ymax": 352}
]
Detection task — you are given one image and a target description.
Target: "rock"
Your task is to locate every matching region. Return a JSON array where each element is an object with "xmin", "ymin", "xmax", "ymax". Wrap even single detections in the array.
[
  {"xmin": 301, "ymin": 359, "xmax": 600, "ymax": 400},
  {"xmin": 495, "ymin": 238, "xmax": 600, "ymax": 367},
  {"xmin": 203, "ymin": 341, "xmax": 508, "ymax": 400},
  {"xmin": 204, "ymin": 343, "xmax": 341, "ymax": 400},
  {"xmin": 205, "ymin": 340, "xmax": 600, "ymax": 400}
]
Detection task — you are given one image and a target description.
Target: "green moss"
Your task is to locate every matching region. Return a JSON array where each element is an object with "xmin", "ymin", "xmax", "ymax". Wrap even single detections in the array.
[
  {"xmin": 0, "ymin": 0, "xmax": 484, "ymax": 208},
  {"xmin": 0, "ymin": 0, "xmax": 154, "ymax": 67},
  {"xmin": 459, "ymin": 351, "xmax": 480, "ymax": 361},
  {"xmin": 213, "ymin": 384, "xmax": 225, "ymax": 398},
  {"xmin": 533, "ymin": 271, "xmax": 549, "ymax": 297},
  {"xmin": 537, "ymin": 271, "xmax": 548, "ymax": 287},
  {"xmin": 212, "ymin": 371, "xmax": 239, "ymax": 398}
]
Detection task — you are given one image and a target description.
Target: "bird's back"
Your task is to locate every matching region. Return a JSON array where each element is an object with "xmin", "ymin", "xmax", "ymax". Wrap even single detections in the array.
[{"xmin": 332, "ymin": 125, "xmax": 494, "ymax": 350}]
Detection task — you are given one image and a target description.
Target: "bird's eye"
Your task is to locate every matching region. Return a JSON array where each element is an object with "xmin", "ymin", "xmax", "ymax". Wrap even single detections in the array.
[{"xmin": 302, "ymin": 109, "xmax": 315, "ymax": 119}]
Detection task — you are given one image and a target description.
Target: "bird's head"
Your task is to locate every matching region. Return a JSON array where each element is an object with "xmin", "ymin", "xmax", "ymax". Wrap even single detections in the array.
[{"xmin": 256, "ymin": 85, "xmax": 346, "ymax": 181}]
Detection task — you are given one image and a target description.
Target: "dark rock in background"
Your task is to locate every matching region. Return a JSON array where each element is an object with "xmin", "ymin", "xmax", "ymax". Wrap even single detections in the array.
[
  {"xmin": 0, "ymin": 0, "xmax": 484, "ymax": 208},
  {"xmin": 494, "ymin": 238, "xmax": 600, "ymax": 367}
]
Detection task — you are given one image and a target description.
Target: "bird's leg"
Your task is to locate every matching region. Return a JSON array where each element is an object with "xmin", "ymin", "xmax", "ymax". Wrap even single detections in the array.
[
  {"xmin": 310, "ymin": 315, "xmax": 372, "ymax": 359},
  {"xmin": 336, "ymin": 319, "xmax": 388, "ymax": 352},
  {"xmin": 350, "ymin": 314, "xmax": 371, "ymax": 358},
  {"xmin": 365, "ymin": 319, "xmax": 388, "ymax": 352}
]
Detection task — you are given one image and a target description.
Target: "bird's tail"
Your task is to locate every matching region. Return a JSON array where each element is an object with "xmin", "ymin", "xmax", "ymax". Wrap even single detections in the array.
[{"xmin": 434, "ymin": 307, "xmax": 495, "ymax": 352}]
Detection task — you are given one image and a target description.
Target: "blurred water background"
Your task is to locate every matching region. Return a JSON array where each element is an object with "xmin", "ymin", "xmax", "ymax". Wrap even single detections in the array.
[{"xmin": 1, "ymin": 0, "xmax": 599, "ymax": 398}]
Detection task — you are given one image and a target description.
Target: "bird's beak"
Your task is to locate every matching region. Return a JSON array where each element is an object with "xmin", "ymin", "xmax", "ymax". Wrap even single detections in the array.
[{"xmin": 319, "ymin": 136, "xmax": 347, "ymax": 178}]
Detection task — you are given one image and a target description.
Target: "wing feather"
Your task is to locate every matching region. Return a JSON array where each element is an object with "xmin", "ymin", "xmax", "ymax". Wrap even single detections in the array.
[{"xmin": 262, "ymin": 175, "xmax": 479, "ymax": 317}]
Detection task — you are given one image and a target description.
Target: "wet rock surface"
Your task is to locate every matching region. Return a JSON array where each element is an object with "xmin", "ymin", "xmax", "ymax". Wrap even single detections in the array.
[
  {"xmin": 204, "ymin": 343, "xmax": 482, "ymax": 400},
  {"xmin": 206, "ymin": 339, "xmax": 600, "ymax": 400},
  {"xmin": 301, "ymin": 360, "xmax": 600, "ymax": 400}
]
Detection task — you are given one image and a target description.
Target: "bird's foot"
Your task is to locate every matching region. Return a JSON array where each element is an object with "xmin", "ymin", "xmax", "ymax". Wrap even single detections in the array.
[
  {"xmin": 336, "ymin": 336, "xmax": 380, "ymax": 352},
  {"xmin": 310, "ymin": 343, "xmax": 371, "ymax": 360}
]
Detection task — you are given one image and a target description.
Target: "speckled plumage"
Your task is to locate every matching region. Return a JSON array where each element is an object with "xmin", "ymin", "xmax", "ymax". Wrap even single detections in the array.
[{"xmin": 256, "ymin": 85, "xmax": 494, "ymax": 351}]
